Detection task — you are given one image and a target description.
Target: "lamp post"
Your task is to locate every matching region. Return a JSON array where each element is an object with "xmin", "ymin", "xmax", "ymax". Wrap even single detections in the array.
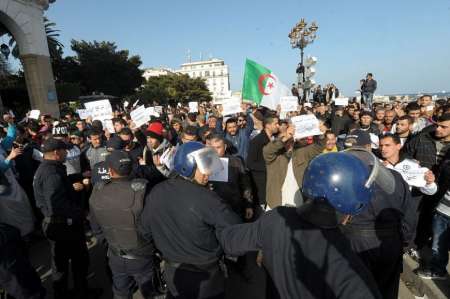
[{"xmin": 289, "ymin": 19, "xmax": 318, "ymax": 102}]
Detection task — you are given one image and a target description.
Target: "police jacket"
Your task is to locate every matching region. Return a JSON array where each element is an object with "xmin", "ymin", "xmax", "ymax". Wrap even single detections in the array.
[
  {"xmin": 209, "ymin": 155, "xmax": 253, "ymax": 216},
  {"xmin": 218, "ymin": 206, "xmax": 382, "ymax": 299},
  {"xmin": 140, "ymin": 177, "xmax": 241, "ymax": 265},
  {"xmin": 343, "ymin": 169, "xmax": 417, "ymax": 246},
  {"xmin": 89, "ymin": 178, "xmax": 153, "ymax": 257},
  {"xmin": 33, "ymin": 160, "xmax": 84, "ymax": 220}
]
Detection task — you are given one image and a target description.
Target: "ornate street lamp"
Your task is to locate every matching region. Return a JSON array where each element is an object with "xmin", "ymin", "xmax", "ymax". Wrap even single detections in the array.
[{"xmin": 289, "ymin": 19, "xmax": 318, "ymax": 102}]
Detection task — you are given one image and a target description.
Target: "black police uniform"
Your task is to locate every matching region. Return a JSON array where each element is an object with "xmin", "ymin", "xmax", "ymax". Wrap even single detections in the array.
[
  {"xmin": 33, "ymin": 159, "xmax": 89, "ymax": 298},
  {"xmin": 91, "ymin": 161, "xmax": 111, "ymax": 185},
  {"xmin": 140, "ymin": 177, "xmax": 242, "ymax": 299},
  {"xmin": 342, "ymin": 170, "xmax": 417, "ymax": 299},
  {"xmin": 218, "ymin": 204, "xmax": 383, "ymax": 299},
  {"xmin": 0, "ymin": 223, "xmax": 45, "ymax": 299},
  {"xmin": 89, "ymin": 177, "xmax": 156, "ymax": 299}
]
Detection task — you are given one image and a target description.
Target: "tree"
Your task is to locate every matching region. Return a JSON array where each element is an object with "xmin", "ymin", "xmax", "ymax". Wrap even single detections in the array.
[
  {"xmin": 135, "ymin": 74, "xmax": 212, "ymax": 105},
  {"xmin": 68, "ymin": 40, "xmax": 144, "ymax": 97},
  {"xmin": 8, "ymin": 17, "xmax": 64, "ymax": 61}
]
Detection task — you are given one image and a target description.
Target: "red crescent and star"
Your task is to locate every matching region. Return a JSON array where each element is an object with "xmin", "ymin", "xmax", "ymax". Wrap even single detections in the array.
[{"xmin": 258, "ymin": 74, "xmax": 276, "ymax": 95}]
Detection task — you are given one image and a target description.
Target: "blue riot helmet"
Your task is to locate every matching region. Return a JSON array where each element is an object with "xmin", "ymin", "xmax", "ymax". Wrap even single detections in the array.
[
  {"xmin": 173, "ymin": 141, "xmax": 223, "ymax": 178},
  {"xmin": 302, "ymin": 148, "xmax": 395, "ymax": 215}
]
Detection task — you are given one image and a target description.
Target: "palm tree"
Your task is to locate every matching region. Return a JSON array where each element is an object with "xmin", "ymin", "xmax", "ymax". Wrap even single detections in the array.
[{"xmin": 8, "ymin": 16, "xmax": 64, "ymax": 60}]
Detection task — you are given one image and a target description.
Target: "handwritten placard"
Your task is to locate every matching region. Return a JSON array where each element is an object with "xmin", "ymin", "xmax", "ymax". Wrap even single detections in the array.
[
  {"xmin": 189, "ymin": 102, "xmax": 198, "ymax": 113},
  {"xmin": 280, "ymin": 96, "xmax": 298, "ymax": 112},
  {"xmin": 29, "ymin": 110, "xmax": 40, "ymax": 120},
  {"xmin": 291, "ymin": 114, "xmax": 321, "ymax": 139},
  {"xmin": 396, "ymin": 160, "xmax": 428, "ymax": 188},
  {"xmin": 208, "ymin": 158, "xmax": 229, "ymax": 182},
  {"xmin": 130, "ymin": 105, "xmax": 150, "ymax": 127},
  {"xmin": 84, "ymin": 99, "xmax": 113, "ymax": 121}
]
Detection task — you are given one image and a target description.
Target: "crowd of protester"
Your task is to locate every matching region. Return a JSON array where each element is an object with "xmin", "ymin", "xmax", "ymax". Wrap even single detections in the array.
[{"xmin": 1, "ymin": 87, "xmax": 450, "ymax": 299}]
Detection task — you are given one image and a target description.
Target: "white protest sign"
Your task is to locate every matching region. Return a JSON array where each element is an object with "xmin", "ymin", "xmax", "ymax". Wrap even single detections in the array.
[
  {"xmin": 29, "ymin": 110, "xmax": 40, "ymax": 120},
  {"xmin": 123, "ymin": 101, "xmax": 129, "ymax": 108},
  {"xmin": 189, "ymin": 102, "xmax": 198, "ymax": 113},
  {"xmin": 76, "ymin": 109, "xmax": 92, "ymax": 120},
  {"xmin": 291, "ymin": 114, "xmax": 321, "ymax": 139},
  {"xmin": 84, "ymin": 99, "xmax": 113, "ymax": 121},
  {"xmin": 130, "ymin": 105, "xmax": 150, "ymax": 127},
  {"xmin": 396, "ymin": 160, "xmax": 428, "ymax": 188},
  {"xmin": 221, "ymin": 98, "xmax": 241, "ymax": 116},
  {"xmin": 102, "ymin": 119, "xmax": 115, "ymax": 134},
  {"xmin": 280, "ymin": 96, "xmax": 298, "ymax": 112},
  {"xmin": 335, "ymin": 97, "xmax": 349, "ymax": 106},
  {"xmin": 146, "ymin": 107, "xmax": 160, "ymax": 118},
  {"xmin": 208, "ymin": 158, "xmax": 229, "ymax": 182},
  {"xmin": 155, "ymin": 106, "xmax": 163, "ymax": 114},
  {"xmin": 160, "ymin": 146, "xmax": 177, "ymax": 171},
  {"xmin": 304, "ymin": 102, "xmax": 312, "ymax": 108},
  {"xmin": 369, "ymin": 133, "xmax": 379, "ymax": 149}
]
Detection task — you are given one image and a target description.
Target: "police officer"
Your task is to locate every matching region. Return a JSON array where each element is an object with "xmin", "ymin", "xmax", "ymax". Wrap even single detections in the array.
[
  {"xmin": 0, "ymin": 222, "xmax": 45, "ymax": 299},
  {"xmin": 342, "ymin": 138, "xmax": 417, "ymax": 299},
  {"xmin": 217, "ymin": 151, "xmax": 383, "ymax": 299},
  {"xmin": 140, "ymin": 142, "xmax": 242, "ymax": 299},
  {"xmin": 89, "ymin": 150, "xmax": 157, "ymax": 299},
  {"xmin": 33, "ymin": 138, "xmax": 99, "ymax": 299}
]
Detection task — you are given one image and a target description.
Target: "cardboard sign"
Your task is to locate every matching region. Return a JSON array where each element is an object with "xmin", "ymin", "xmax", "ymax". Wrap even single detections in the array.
[
  {"xmin": 146, "ymin": 107, "xmax": 160, "ymax": 118},
  {"xmin": 130, "ymin": 105, "xmax": 150, "ymax": 127},
  {"xmin": 84, "ymin": 99, "xmax": 113, "ymax": 121},
  {"xmin": 291, "ymin": 114, "xmax": 321, "ymax": 139},
  {"xmin": 155, "ymin": 106, "xmax": 163, "ymax": 114},
  {"xmin": 29, "ymin": 110, "xmax": 40, "ymax": 120},
  {"xmin": 335, "ymin": 97, "xmax": 349, "ymax": 106},
  {"xmin": 160, "ymin": 146, "xmax": 177, "ymax": 171},
  {"xmin": 189, "ymin": 102, "xmax": 198, "ymax": 113},
  {"xmin": 280, "ymin": 96, "xmax": 298, "ymax": 112},
  {"xmin": 208, "ymin": 158, "xmax": 229, "ymax": 182},
  {"xmin": 221, "ymin": 98, "xmax": 241, "ymax": 116}
]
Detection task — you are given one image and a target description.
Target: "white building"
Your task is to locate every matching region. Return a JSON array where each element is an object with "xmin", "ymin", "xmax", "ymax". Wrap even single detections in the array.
[
  {"xmin": 142, "ymin": 67, "xmax": 174, "ymax": 81},
  {"xmin": 177, "ymin": 58, "xmax": 231, "ymax": 99}
]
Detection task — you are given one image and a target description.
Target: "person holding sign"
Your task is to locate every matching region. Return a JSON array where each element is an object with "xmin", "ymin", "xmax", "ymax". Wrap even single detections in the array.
[
  {"xmin": 379, "ymin": 134, "xmax": 437, "ymax": 195},
  {"xmin": 263, "ymin": 119, "xmax": 325, "ymax": 209}
]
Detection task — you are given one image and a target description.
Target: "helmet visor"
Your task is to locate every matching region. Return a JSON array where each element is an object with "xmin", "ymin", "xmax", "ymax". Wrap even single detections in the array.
[
  {"xmin": 188, "ymin": 147, "xmax": 224, "ymax": 175},
  {"xmin": 345, "ymin": 148, "xmax": 396, "ymax": 195}
]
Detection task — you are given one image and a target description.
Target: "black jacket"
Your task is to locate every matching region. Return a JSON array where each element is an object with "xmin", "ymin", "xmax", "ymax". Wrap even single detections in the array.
[
  {"xmin": 209, "ymin": 156, "xmax": 253, "ymax": 217},
  {"xmin": 140, "ymin": 177, "xmax": 241, "ymax": 265},
  {"xmin": 33, "ymin": 160, "xmax": 84, "ymax": 220},
  {"xmin": 219, "ymin": 206, "xmax": 382, "ymax": 299},
  {"xmin": 246, "ymin": 131, "xmax": 270, "ymax": 204},
  {"xmin": 345, "ymin": 169, "xmax": 416, "ymax": 246},
  {"xmin": 403, "ymin": 126, "xmax": 440, "ymax": 172},
  {"xmin": 362, "ymin": 79, "xmax": 377, "ymax": 93}
]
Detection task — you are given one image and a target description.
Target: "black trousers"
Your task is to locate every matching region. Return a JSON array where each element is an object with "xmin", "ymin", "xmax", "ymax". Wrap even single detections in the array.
[
  {"xmin": 164, "ymin": 263, "xmax": 224, "ymax": 299},
  {"xmin": 108, "ymin": 253, "xmax": 155, "ymax": 299},
  {"xmin": 0, "ymin": 241, "xmax": 45, "ymax": 299},
  {"xmin": 347, "ymin": 235, "xmax": 402, "ymax": 299},
  {"xmin": 43, "ymin": 223, "xmax": 89, "ymax": 298}
]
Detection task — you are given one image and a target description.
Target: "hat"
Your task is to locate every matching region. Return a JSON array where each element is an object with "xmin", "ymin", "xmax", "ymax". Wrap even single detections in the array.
[
  {"xmin": 42, "ymin": 138, "xmax": 68, "ymax": 153},
  {"xmin": 146, "ymin": 122, "xmax": 164, "ymax": 142},
  {"xmin": 105, "ymin": 150, "xmax": 132, "ymax": 176},
  {"xmin": 69, "ymin": 130, "xmax": 83, "ymax": 138},
  {"xmin": 344, "ymin": 129, "xmax": 371, "ymax": 148},
  {"xmin": 52, "ymin": 123, "xmax": 69, "ymax": 137},
  {"xmin": 106, "ymin": 136, "xmax": 125, "ymax": 151}
]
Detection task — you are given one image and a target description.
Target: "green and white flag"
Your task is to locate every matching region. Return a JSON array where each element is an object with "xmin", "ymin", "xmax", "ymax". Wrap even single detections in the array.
[{"xmin": 242, "ymin": 59, "xmax": 292, "ymax": 110}]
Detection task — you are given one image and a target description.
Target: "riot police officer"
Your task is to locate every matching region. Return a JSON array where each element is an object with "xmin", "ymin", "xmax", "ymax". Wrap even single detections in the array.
[
  {"xmin": 89, "ymin": 150, "xmax": 157, "ymax": 299},
  {"xmin": 140, "ymin": 142, "xmax": 242, "ymax": 299},
  {"xmin": 33, "ymin": 138, "xmax": 98, "ymax": 299},
  {"xmin": 217, "ymin": 150, "xmax": 384, "ymax": 299}
]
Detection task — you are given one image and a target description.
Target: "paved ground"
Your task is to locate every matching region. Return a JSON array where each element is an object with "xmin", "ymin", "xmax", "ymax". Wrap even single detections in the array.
[{"xmin": 24, "ymin": 236, "xmax": 422, "ymax": 299}]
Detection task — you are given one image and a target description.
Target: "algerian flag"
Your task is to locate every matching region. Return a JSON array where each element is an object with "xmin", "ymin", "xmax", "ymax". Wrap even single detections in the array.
[{"xmin": 242, "ymin": 59, "xmax": 292, "ymax": 110}]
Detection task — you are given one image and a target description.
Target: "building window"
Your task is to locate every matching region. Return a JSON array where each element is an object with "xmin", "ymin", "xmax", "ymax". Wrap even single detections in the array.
[
  {"xmin": 193, "ymin": 72, "xmax": 196, "ymax": 77},
  {"xmin": 205, "ymin": 71, "xmax": 210, "ymax": 77}
]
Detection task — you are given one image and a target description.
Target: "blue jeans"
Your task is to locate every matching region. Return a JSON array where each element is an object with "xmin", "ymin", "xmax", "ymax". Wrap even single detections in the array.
[
  {"xmin": 363, "ymin": 92, "xmax": 374, "ymax": 109},
  {"xmin": 430, "ymin": 213, "xmax": 450, "ymax": 275}
]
